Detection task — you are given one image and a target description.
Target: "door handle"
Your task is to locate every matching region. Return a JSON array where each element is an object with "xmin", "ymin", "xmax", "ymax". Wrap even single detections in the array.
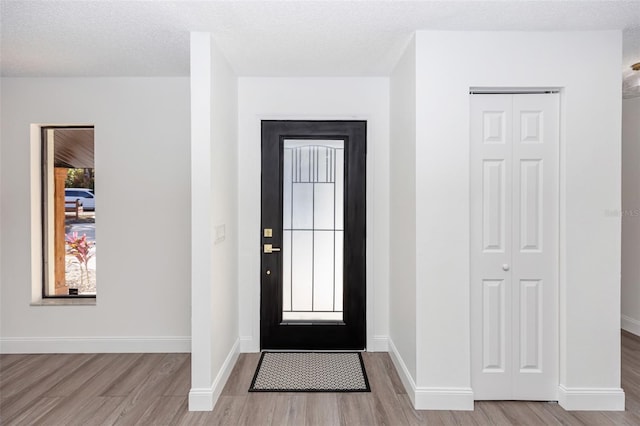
[
  {"xmin": 502, "ymin": 264, "xmax": 510, "ymax": 271},
  {"xmin": 264, "ymin": 244, "xmax": 281, "ymax": 254}
]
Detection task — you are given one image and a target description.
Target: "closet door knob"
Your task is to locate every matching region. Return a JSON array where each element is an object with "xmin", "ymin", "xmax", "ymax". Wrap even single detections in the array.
[{"xmin": 502, "ymin": 264, "xmax": 510, "ymax": 271}]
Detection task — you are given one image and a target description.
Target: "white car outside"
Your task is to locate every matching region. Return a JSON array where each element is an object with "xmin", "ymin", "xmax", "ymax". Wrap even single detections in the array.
[{"xmin": 65, "ymin": 188, "xmax": 95, "ymax": 211}]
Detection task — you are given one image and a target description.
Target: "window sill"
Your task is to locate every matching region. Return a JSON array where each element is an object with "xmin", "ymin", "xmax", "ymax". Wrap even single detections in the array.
[{"xmin": 31, "ymin": 298, "xmax": 96, "ymax": 306}]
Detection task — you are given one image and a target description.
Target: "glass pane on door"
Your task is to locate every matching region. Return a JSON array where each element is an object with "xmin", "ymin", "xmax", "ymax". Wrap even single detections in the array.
[{"xmin": 282, "ymin": 139, "xmax": 344, "ymax": 321}]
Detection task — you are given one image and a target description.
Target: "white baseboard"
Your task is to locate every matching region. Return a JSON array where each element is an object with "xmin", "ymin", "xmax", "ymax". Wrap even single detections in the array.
[
  {"xmin": 622, "ymin": 315, "xmax": 640, "ymax": 337},
  {"xmin": 388, "ymin": 338, "xmax": 474, "ymax": 411},
  {"xmin": 414, "ymin": 387, "xmax": 475, "ymax": 411},
  {"xmin": 558, "ymin": 385, "xmax": 625, "ymax": 411},
  {"xmin": 370, "ymin": 335, "xmax": 389, "ymax": 352},
  {"xmin": 387, "ymin": 338, "xmax": 418, "ymax": 406},
  {"xmin": 0, "ymin": 336, "xmax": 190, "ymax": 353},
  {"xmin": 189, "ymin": 338, "xmax": 240, "ymax": 411},
  {"xmin": 188, "ymin": 387, "xmax": 215, "ymax": 412}
]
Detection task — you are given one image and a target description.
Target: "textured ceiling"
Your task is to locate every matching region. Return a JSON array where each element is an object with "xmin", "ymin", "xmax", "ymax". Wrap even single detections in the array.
[{"xmin": 1, "ymin": 1, "xmax": 640, "ymax": 77}]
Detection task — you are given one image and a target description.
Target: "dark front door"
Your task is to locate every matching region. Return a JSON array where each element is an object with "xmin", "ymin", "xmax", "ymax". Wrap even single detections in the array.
[{"xmin": 261, "ymin": 120, "xmax": 366, "ymax": 350}]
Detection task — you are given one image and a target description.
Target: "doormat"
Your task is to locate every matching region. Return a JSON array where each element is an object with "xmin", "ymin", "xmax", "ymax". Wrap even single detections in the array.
[{"xmin": 249, "ymin": 352, "xmax": 370, "ymax": 392}]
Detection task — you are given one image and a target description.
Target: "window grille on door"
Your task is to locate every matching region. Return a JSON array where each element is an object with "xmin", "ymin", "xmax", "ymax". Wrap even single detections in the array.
[{"xmin": 282, "ymin": 140, "xmax": 344, "ymax": 321}]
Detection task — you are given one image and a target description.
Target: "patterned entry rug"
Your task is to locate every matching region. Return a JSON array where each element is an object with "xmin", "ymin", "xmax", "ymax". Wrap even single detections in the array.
[{"xmin": 249, "ymin": 352, "xmax": 370, "ymax": 392}]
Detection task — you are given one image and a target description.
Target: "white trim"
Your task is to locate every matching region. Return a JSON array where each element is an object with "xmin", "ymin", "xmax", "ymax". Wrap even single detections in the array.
[
  {"xmin": 388, "ymin": 338, "xmax": 417, "ymax": 406},
  {"xmin": 30, "ymin": 125, "xmax": 43, "ymax": 303},
  {"xmin": 189, "ymin": 338, "xmax": 240, "ymax": 411},
  {"xmin": 370, "ymin": 335, "xmax": 389, "ymax": 352},
  {"xmin": 622, "ymin": 315, "xmax": 640, "ymax": 337},
  {"xmin": 388, "ymin": 338, "xmax": 474, "ymax": 410},
  {"xmin": 414, "ymin": 387, "xmax": 475, "ymax": 411},
  {"xmin": 0, "ymin": 336, "xmax": 190, "ymax": 354},
  {"xmin": 188, "ymin": 387, "xmax": 216, "ymax": 412},
  {"xmin": 558, "ymin": 385, "xmax": 625, "ymax": 411}
]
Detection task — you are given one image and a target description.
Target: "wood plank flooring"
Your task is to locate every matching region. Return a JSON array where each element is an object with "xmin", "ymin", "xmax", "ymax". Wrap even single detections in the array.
[{"xmin": 1, "ymin": 331, "xmax": 638, "ymax": 425}]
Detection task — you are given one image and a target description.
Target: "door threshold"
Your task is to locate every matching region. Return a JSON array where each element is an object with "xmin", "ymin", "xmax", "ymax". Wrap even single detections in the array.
[
  {"xmin": 260, "ymin": 349, "xmax": 367, "ymax": 353},
  {"xmin": 280, "ymin": 321, "xmax": 346, "ymax": 326}
]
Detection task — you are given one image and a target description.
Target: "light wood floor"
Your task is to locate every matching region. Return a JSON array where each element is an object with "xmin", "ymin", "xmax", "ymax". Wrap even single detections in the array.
[{"xmin": 1, "ymin": 331, "xmax": 638, "ymax": 425}]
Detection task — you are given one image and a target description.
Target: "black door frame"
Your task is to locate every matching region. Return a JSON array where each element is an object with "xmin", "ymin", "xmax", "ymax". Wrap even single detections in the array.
[{"xmin": 260, "ymin": 120, "xmax": 366, "ymax": 350}]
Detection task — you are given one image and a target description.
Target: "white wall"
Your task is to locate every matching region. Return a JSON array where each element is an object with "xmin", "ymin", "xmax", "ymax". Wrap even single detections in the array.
[
  {"xmin": 622, "ymin": 97, "xmax": 640, "ymax": 337},
  {"xmin": 0, "ymin": 77, "xmax": 191, "ymax": 353},
  {"xmin": 407, "ymin": 30, "xmax": 623, "ymax": 410},
  {"xmin": 189, "ymin": 33, "xmax": 239, "ymax": 411},
  {"xmin": 0, "ymin": 73, "xmax": 3, "ymax": 333},
  {"xmin": 389, "ymin": 37, "xmax": 417, "ymax": 389},
  {"xmin": 237, "ymin": 77, "xmax": 390, "ymax": 352}
]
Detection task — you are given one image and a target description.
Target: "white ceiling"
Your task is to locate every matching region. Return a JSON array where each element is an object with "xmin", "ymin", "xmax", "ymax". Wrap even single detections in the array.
[{"xmin": 2, "ymin": 0, "xmax": 640, "ymax": 77}]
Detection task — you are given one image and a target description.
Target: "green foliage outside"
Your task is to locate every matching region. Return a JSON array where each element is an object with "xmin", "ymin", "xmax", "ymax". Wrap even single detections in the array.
[{"xmin": 65, "ymin": 168, "xmax": 95, "ymax": 191}]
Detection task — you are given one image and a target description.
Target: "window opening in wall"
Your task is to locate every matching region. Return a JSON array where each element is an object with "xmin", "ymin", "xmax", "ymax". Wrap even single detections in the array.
[{"xmin": 41, "ymin": 126, "xmax": 96, "ymax": 297}]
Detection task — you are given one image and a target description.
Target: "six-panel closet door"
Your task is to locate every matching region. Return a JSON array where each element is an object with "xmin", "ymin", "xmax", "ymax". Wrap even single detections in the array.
[{"xmin": 470, "ymin": 93, "xmax": 559, "ymax": 400}]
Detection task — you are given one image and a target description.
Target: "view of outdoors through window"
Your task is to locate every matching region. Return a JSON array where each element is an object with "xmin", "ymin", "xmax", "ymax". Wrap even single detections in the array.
[{"xmin": 42, "ymin": 127, "xmax": 96, "ymax": 297}]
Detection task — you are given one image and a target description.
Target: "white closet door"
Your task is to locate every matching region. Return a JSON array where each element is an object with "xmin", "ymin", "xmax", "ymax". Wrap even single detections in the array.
[{"xmin": 471, "ymin": 93, "xmax": 559, "ymax": 401}]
